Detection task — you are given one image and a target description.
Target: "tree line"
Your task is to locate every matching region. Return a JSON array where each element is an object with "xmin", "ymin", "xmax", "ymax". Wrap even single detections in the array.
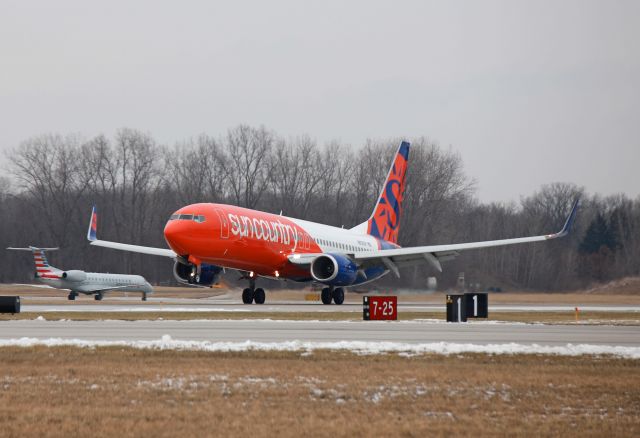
[{"xmin": 1, "ymin": 125, "xmax": 638, "ymax": 291}]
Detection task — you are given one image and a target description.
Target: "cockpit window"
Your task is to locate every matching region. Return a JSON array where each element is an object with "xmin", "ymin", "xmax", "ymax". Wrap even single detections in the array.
[{"xmin": 169, "ymin": 213, "xmax": 205, "ymax": 222}]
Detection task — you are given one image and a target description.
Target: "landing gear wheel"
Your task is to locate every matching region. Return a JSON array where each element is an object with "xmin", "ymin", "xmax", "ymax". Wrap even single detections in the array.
[
  {"xmin": 67, "ymin": 293, "xmax": 76, "ymax": 301},
  {"xmin": 142, "ymin": 293, "xmax": 147, "ymax": 302},
  {"xmin": 242, "ymin": 288, "xmax": 254, "ymax": 304},
  {"xmin": 321, "ymin": 288, "xmax": 332, "ymax": 305},
  {"xmin": 332, "ymin": 288, "xmax": 345, "ymax": 305},
  {"xmin": 254, "ymin": 288, "xmax": 266, "ymax": 304},
  {"xmin": 94, "ymin": 293, "xmax": 103, "ymax": 301}
]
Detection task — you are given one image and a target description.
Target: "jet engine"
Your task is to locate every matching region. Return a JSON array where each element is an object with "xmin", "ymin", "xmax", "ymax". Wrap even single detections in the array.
[
  {"xmin": 173, "ymin": 261, "xmax": 223, "ymax": 287},
  {"xmin": 62, "ymin": 270, "xmax": 87, "ymax": 282},
  {"xmin": 310, "ymin": 253, "xmax": 358, "ymax": 286}
]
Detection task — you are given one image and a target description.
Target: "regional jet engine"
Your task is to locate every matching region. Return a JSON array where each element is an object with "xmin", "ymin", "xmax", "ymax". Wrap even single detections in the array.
[{"xmin": 61, "ymin": 270, "xmax": 87, "ymax": 282}]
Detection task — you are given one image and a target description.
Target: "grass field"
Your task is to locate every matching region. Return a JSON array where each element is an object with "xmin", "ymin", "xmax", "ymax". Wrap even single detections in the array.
[{"xmin": 0, "ymin": 347, "xmax": 638, "ymax": 437}]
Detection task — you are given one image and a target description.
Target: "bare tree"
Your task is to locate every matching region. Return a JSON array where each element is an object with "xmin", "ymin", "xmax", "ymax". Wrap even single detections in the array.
[{"xmin": 219, "ymin": 125, "xmax": 273, "ymax": 209}]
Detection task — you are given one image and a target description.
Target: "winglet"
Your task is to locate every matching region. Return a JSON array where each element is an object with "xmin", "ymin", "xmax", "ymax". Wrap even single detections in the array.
[
  {"xmin": 87, "ymin": 206, "xmax": 98, "ymax": 241},
  {"xmin": 558, "ymin": 198, "xmax": 580, "ymax": 237}
]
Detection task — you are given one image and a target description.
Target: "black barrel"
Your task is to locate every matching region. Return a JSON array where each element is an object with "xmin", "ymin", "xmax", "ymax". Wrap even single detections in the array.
[{"xmin": 0, "ymin": 296, "xmax": 21, "ymax": 313}]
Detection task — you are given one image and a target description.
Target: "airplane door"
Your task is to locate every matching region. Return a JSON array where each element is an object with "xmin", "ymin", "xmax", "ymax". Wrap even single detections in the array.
[{"xmin": 214, "ymin": 208, "xmax": 229, "ymax": 239}]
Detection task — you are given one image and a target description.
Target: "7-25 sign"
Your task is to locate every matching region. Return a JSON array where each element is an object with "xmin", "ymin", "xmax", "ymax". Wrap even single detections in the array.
[{"xmin": 363, "ymin": 296, "xmax": 398, "ymax": 320}]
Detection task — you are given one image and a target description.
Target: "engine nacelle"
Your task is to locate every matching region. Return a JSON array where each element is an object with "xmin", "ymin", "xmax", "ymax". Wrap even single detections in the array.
[
  {"xmin": 310, "ymin": 253, "xmax": 358, "ymax": 286},
  {"xmin": 62, "ymin": 270, "xmax": 87, "ymax": 282},
  {"xmin": 173, "ymin": 261, "xmax": 223, "ymax": 287}
]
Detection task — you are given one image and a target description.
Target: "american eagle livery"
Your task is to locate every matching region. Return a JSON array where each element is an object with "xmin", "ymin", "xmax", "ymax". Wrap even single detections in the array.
[
  {"xmin": 7, "ymin": 246, "xmax": 153, "ymax": 301},
  {"xmin": 87, "ymin": 141, "xmax": 579, "ymax": 305}
]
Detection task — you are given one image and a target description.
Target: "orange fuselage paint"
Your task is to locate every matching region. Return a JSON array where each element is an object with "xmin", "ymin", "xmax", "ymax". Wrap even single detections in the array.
[{"xmin": 164, "ymin": 203, "xmax": 322, "ymax": 280}]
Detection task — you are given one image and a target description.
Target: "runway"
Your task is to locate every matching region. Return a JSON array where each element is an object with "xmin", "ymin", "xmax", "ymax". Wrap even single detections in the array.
[
  {"xmin": 20, "ymin": 301, "xmax": 640, "ymax": 313},
  {"xmin": 1, "ymin": 318, "xmax": 638, "ymax": 347}
]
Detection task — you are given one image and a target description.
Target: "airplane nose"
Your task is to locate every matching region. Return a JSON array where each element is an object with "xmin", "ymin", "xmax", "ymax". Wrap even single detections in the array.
[{"xmin": 164, "ymin": 218, "xmax": 190, "ymax": 254}]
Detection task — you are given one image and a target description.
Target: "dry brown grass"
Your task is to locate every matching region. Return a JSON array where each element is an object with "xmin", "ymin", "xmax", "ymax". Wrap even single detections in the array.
[{"xmin": 0, "ymin": 347, "xmax": 637, "ymax": 437}]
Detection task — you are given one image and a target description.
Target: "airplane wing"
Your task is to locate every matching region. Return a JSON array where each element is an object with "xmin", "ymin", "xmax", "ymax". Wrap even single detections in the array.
[
  {"xmin": 11, "ymin": 283, "xmax": 57, "ymax": 289},
  {"xmin": 76, "ymin": 283, "xmax": 151, "ymax": 294},
  {"xmin": 87, "ymin": 206, "xmax": 176, "ymax": 258},
  {"xmin": 289, "ymin": 198, "xmax": 579, "ymax": 277}
]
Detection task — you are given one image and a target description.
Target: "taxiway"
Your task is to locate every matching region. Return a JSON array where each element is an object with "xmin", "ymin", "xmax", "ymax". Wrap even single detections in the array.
[{"xmin": 1, "ymin": 318, "xmax": 638, "ymax": 347}]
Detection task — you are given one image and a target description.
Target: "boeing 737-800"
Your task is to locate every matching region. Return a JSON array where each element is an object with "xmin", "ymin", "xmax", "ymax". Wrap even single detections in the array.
[
  {"xmin": 86, "ymin": 141, "xmax": 578, "ymax": 305},
  {"xmin": 7, "ymin": 246, "xmax": 153, "ymax": 301}
]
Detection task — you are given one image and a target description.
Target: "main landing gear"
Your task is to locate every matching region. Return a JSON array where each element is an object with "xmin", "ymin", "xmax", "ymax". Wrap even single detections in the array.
[
  {"xmin": 242, "ymin": 277, "xmax": 265, "ymax": 305},
  {"xmin": 321, "ymin": 287, "xmax": 345, "ymax": 305},
  {"xmin": 94, "ymin": 293, "xmax": 103, "ymax": 301},
  {"xmin": 67, "ymin": 292, "xmax": 77, "ymax": 301}
]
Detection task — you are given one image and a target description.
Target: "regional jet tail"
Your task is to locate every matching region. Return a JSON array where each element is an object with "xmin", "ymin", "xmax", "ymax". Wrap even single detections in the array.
[
  {"xmin": 7, "ymin": 246, "xmax": 153, "ymax": 301},
  {"xmin": 85, "ymin": 140, "xmax": 579, "ymax": 305}
]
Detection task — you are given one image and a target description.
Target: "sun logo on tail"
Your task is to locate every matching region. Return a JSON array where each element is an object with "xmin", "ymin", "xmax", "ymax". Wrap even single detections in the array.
[{"xmin": 367, "ymin": 141, "xmax": 410, "ymax": 244}]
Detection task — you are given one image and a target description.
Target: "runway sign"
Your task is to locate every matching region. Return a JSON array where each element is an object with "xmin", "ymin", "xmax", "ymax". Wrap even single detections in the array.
[
  {"xmin": 446, "ymin": 294, "xmax": 466, "ymax": 322},
  {"xmin": 363, "ymin": 296, "xmax": 397, "ymax": 320},
  {"xmin": 0, "ymin": 296, "xmax": 20, "ymax": 314},
  {"xmin": 463, "ymin": 293, "xmax": 488, "ymax": 318}
]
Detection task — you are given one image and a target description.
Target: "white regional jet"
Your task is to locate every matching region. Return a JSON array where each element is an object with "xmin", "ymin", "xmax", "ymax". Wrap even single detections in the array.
[{"xmin": 7, "ymin": 246, "xmax": 153, "ymax": 301}]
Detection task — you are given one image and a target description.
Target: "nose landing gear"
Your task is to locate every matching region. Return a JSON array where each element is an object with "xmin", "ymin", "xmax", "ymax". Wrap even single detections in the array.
[{"xmin": 188, "ymin": 264, "xmax": 200, "ymax": 284}]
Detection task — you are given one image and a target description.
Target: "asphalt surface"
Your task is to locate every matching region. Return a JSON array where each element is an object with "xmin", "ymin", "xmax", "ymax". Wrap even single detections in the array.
[
  {"xmin": 21, "ymin": 302, "xmax": 640, "ymax": 313},
  {"xmin": 1, "ymin": 319, "xmax": 638, "ymax": 346}
]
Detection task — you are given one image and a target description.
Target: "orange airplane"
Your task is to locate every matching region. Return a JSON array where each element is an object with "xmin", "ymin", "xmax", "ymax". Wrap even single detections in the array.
[{"xmin": 87, "ymin": 141, "xmax": 578, "ymax": 305}]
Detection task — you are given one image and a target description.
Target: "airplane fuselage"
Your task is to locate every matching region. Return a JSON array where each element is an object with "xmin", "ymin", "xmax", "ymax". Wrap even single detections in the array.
[
  {"xmin": 163, "ymin": 203, "xmax": 397, "ymax": 284},
  {"xmin": 37, "ymin": 272, "xmax": 153, "ymax": 295}
]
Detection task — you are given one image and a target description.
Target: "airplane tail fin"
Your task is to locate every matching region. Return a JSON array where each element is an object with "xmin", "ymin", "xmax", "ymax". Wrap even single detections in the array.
[
  {"xmin": 7, "ymin": 246, "xmax": 61, "ymax": 278},
  {"xmin": 350, "ymin": 141, "xmax": 410, "ymax": 244},
  {"xmin": 87, "ymin": 205, "xmax": 98, "ymax": 241}
]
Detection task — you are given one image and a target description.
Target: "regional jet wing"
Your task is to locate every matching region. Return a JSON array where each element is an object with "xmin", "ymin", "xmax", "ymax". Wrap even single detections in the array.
[
  {"xmin": 290, "ymin": 199, "xmax": 579, "ymax": 276},
  {"xmin": 76, "ymin": 283, "xmax": 151, "ymax": 294},
  {"xmin": 86, "ymin": 206, "xmax": 176, "ymax": 258}
]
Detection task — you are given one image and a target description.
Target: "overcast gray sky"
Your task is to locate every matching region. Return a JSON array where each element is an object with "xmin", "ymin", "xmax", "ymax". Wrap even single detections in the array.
[{"xmin": 1, "ymin": 0, "xmax": 638, "ymax": 202}]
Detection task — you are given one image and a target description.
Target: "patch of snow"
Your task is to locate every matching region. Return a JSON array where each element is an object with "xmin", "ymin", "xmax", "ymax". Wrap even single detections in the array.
[
  {"xmin": 35, "ymin": 316, "xmax": 46, "ymax": 321},
  {"xmin": 424, "ymin": 411, "xmax": 454, "ymax": 419},
  {"xmin": 0, "ymin": 337, "xmax": 638, "ymax": 359}
]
